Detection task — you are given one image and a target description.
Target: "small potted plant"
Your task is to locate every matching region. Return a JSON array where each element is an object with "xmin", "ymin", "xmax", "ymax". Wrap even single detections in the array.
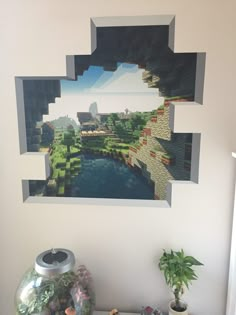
[{"xmin": 158, "ymin": 249, "xmax": 203, "ymax": 315}]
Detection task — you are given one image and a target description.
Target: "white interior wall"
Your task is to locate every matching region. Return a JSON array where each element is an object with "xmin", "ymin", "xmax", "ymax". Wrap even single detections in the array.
[{"xmin": 0, "ymin": 1, "xmax": 235, "ymax": 315}]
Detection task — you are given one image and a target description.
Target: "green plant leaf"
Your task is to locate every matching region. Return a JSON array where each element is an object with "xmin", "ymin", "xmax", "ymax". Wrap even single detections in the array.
[
  {"xmin": 158, "ymin": 249, "xmax": 203, "ymax": 305},
  {"xmin": 184, "ymin": 256, "xmax": 204, "ymax": 266}
]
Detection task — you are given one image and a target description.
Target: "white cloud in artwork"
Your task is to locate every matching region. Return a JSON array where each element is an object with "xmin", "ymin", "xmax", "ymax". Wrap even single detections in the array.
[
  {"xmin": 88, "ymin": 64, "xmax": 154, "ymax": 94},
  {"xmin": 43, "ymin": 63, "xmax": 163, "ymax": 122},
  {"xmin": 61, "ymin": 63, "xmax": 157, "ymax": 95}
]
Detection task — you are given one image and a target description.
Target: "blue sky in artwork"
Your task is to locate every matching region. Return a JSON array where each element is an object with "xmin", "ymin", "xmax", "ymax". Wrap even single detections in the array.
[
  {"xmin": 44, "ymin": 62, "xmax": 162, "ymax": 121},
  {"xmin": 61, "ymin": 63, "xmax": 157, "ymax": 95},
  {"xmin": 61, "ymin": 66, "xmax": 105, "ymax": 93}
]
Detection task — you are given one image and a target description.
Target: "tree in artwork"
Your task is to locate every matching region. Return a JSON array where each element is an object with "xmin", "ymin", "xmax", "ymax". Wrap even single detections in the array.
[{"xmin": 62, "ymin": 131, "xmax": 75, "ymax": 154}]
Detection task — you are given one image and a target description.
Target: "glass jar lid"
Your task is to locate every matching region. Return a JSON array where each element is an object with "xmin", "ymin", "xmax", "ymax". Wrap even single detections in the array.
[{"xmin": 35, "ymin": 248, "xmax": 75, "ymax": 276}]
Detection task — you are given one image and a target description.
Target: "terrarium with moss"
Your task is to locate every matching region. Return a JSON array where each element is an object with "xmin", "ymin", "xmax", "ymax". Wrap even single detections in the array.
[{"xmin": 15, "ymin": 248, "xmax": 95, "ymax": 315}]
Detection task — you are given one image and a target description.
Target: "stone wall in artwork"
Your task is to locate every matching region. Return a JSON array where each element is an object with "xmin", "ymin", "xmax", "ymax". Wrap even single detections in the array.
[{"xmin": 128, "ymin": 99, "xmax": 192, "ymax": 200}]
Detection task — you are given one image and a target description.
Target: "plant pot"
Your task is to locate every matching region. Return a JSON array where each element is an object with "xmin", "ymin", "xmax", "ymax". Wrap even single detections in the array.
[{"xmin": 168, "ymin": 300, "xmax": 188, "ymax": 315}]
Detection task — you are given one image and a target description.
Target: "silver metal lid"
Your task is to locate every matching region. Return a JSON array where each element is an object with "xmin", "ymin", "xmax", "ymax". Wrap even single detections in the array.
[{"xmin": 35, "ymin": 248, "xmax": 75, "ymax": 276}]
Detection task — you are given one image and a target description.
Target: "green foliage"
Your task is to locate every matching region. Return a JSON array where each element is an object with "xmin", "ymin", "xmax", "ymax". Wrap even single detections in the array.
[
  {"xmin": 109, "ymin": 113, "xmax": 119, "ymax": 124},
  {"xmin": 40, "ymin": 136, "xmax": 81, "ymax": 197},
  {"xmin": 162, "ymin": 153, "xmax": 174, "ymax": 159},
  {"xmin": 59, "ymin": 170, "xmax": 65, "ymax": 178},
  {"xmin": 17, "ymin": 281, "xmax": 55, "ymax": 314},
  {"xmin": 55, "ymin": 158, "xmax": 66, "ymax": 168},
  {"xmin": 165, "ymin": 95, "xmax": 192, "ymax": 101},
  {"xmin": 52, "ymin": 169, "xmax": 59, "ymax": 179},
  {"xmin": 83, "ymin": 138, "xmax": 105, "ymax": 148},
  {"xmin": 70, "ymin": 146, "xmax": 80, "ymax": 154},
  {"xmin": 57, "ymin": 184, "xmax": 65, "ymax": 196},
  {"xmin": 133, "ymin": 140, "xmax": 141, "ymax": 148},
  {"xmin": 158, "ymin": 249, "xmax": 203, "ymax": 309},
  {"xmin": 113, "ymin": 122, "xmax": 132, "ymax": 141},
  {"xmin": 16, "ymin": 271, "xmax": 78, "ymax": 315},
  {"xmin": 61, "ymin": 132, "xmax": 75, "ymax": 153},
  {"xmin": 132, "ymin": 129, "xmax": 141, "ymax": 139},
  {"xmin": 70, "ymin": 157, "xmax": 81, "ymax": 165},
  {"xmin": 106, "ymin": 111, "xmax": 152, "ymax": 143},
  {"xmin": 67, "ymin": 126, "xmax": 75, "ymax": 137},
  {"xmin": 129, "ymin": 112, "xmax": 147, "ymax": 130}
]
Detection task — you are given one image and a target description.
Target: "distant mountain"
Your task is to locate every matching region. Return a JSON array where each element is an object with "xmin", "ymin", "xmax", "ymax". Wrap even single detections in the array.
[{"xmin": 49, "ymin": 116, "xmax": 79, "ymax": 130}]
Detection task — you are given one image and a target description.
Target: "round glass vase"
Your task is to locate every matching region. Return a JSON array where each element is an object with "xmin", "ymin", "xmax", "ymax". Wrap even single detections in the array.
[{"xmin": 15, "ymin": 248, "xmax": 95, "ymax": 315}]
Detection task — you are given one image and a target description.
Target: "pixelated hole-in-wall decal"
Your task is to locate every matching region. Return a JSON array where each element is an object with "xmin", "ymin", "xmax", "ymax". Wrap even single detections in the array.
[{"xmin": 17, "ymin": 23, "xmax": 203, "ymax": 203}]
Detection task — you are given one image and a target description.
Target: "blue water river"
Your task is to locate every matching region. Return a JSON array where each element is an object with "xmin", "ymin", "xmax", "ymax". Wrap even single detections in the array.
[{"xmin": 70, "ymin": 154, "xmax": 154, "ymax": 199}]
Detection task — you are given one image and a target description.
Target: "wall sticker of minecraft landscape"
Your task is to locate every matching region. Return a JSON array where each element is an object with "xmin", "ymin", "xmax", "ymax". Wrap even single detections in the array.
[{"xmin": 17, "ymin": 23, "xmax": 203, "ymax": 202}]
